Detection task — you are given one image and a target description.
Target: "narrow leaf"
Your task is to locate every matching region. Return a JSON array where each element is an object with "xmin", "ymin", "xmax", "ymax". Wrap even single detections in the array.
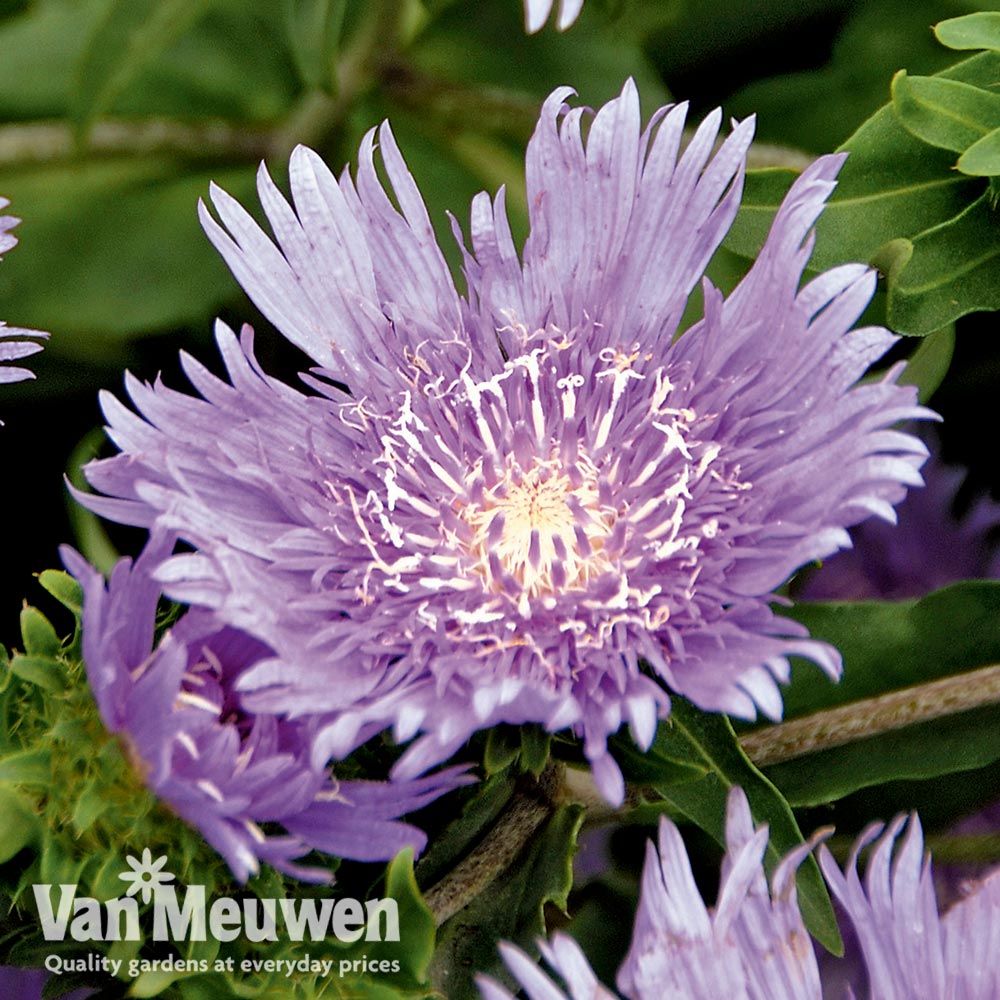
[
  {"xmin": 9, "ymin": 655, "xmax": 66, "ymax": 694},
  {"xmin": 71, "ymin": 0, "xmax": 216, "ymax": 137},
  {"xmin": 891, "ymin": 70, "xmax": 1000, "ymax": 154},
  {"xmin": 285, "ymin": 0, "xmax": 347, "ymax": 92},
  {"xmin": 19, "ymin": 606, "xmax": 61, "ymax": 658},
  {"xmin": 958, "ymin": 124, "xmax": 1000, "ymax": 176},
  {"xmin": 935, "ymin": 12, "xmax": 1000, "ymax": 53},
  {"xmin": 0, "ymin": 785, "xmax": 41, "ymax": 862}
]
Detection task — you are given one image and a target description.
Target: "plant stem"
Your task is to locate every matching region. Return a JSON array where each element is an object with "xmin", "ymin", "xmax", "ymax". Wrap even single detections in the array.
[
  {"xmin": 423, "ymin": 763, "xmax": 562, "ymax": 926},
  {"xmin": 740, "ymin": 662, "xmax": 1000, "ymax": 768},
  {"xmin": 0, "ymin": 118, "xmax": 272, "ymax": 167}
]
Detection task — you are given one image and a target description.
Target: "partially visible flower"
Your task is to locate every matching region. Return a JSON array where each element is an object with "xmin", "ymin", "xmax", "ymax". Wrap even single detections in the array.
[
  {"xmin": 524, "ymin": 0, "xmax": 583, "ymax": 32},
  {"xmin": 62, "ymin": 539, "xmax": 471, "ymax": 883},
  {"xmin": 0, "ymin": 967, "xmax": 95, "ymax": 1000},
  {"xmin": 797, "ymin": 431, "xmax": 1000, "ymax": 601},
  {"xmin": 819, "ymin": 815, "xmax": 1000, "ymax": 999},
  {"xmin": 81, "ymin": 83, "xmax": 930, "ymax": 807},
  {"xmin": 480, "ymin": 788, "xmax": 1000, "ymax": 1000},
  {"xmin": 0, "ymin": 199, "xmax": 47, "ymax": 390},
  {"xmin": 480, "ymin": 786, "xmax": 825, "ymax": 1000}
]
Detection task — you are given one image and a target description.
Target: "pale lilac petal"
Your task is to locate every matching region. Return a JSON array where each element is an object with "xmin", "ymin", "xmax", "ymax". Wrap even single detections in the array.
[
  {"xmin": 524, "ymin": 0, "xmax": 584, "ymax": 32},
  {"xmin": 0, "ymin": 200, "xmax": 48, "ymax": 391}
]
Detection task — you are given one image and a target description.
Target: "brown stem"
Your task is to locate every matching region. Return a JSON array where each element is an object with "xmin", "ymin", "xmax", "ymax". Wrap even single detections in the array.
[
  {"xmin": 423, "ymin": 763, "xmax": 562, "ymax": 926},
  {"xmin": 740, "ymin": 662, "xmax": 1000, "ymax": 768}
]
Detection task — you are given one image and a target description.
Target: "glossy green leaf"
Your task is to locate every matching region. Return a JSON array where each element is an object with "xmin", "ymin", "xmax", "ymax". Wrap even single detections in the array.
[
  {"xmin": 760, "ymin": 583, "xmax": 1000, "ymax": 806},
  {"xmin": 891, "ymin": 71, "xmax": 1000, "ymax": 154},
  {"xmin": 645, "ymin": 698, "xmax": 841, "ymax": 954},
  {"xmin": 610, "ymin": 724, "xmax": 709, "ymax": 787},
  {"xmin": 727, "ymin": 53, "xmax": 1000, "ymax": 336},
  {"xmin": 785, "ymin": 583, "xmax": 1000, "ymax": 714},
  {"xmin": 71, "ymin": 0, "xmax": 217, "ymax": 136},
  {"xmin": 728, "ymin": 0, "xmax": 971, "ymax": 154},
  {"xmin": 935, "ymin": 12, "xmax": 1000, "ymax": 53},
  {"xmin": 428, "ymin": 805, "xmax": 583, "ymax": 1000},
  {"xmin": 879, "ymin": 193, "xmax": 1000, "ymax": 334},
  {"xmin": 958, "ymin": 124, "xmax": 1000, "ymax": 175}
]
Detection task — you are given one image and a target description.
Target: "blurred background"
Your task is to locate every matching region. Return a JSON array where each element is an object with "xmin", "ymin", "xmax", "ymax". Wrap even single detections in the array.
[{"xmin": 1, "ymin": 0, "xmax": 996, "ymax": 636}]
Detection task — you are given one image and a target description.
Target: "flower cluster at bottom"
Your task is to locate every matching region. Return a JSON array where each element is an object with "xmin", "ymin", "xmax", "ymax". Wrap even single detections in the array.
[{"xmin": 479, "ymin": 787, "xmax": 1000, "ymax": 1000}]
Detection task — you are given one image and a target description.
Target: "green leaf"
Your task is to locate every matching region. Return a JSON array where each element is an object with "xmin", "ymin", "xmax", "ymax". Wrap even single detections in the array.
[
  {"xmin": 71, "ymin": 779, "xmax": 111, "ymax": 836},
  {"xmin": 71, "ymin": 0, "xmax": 217, "ymax": 137},
  {"xmin": 729, "ymin": 53, "xmax": 1000, "ymax": 336},
  {"xmin": 428, "ymin": 805, "xmax": 583, "ymax": 1000},
  {"xmin": 0, "ymin": 159, "xmax": 258, "ymax": 353},
  {"xmin": 368, "ymin": 849, "xmax": 436, "ymax": 984},
  {"xmin": 958, "ymin": 125, "xmax": 1000, "ymax": 176},
  {"xmin": 19, "ymin": 606, "xmax": 61, "ymax": 659},
  {"xmin": 935, "ymin": 12, "xmax": 1000, "ymax": 53},
  {"xmin": 37, "ymin": 572, "xmax": 84, "ymax": 618},
  {"xmin": 899, "ymin": 323, "xmax": 955, "ymax": 402},
  {"xmin": 0, "ymin": 747, "xmax": 52, "ymax": 785},
  {"xmin": 762, "ymin": 583, "xmax": 1000, "ymax": 806},
  {"xmin": 9, "ymin": 655, "xmax": 67, "ymax": 694},
  {"xmin": 285, "ymin": 0, "xmax": 347, "ymax": 91},
  {"xmin": 879, "ymin": 193, "xmax": 1000, "ymax": 334},
  {"xmin": 891, "ymin": 70, "xmax": 1000, "ymax": 154},
  {"xmin": 645, "ymin": 699, "xmax": 841, "ymax": 954},
  {"xmin": 610, "ymin": 725, "xmax": 709, "ymax": 788},
  {"xmin": 483, "ymin": 726, "xmax": 521, "ymax": 774},
  {"xmin": 484, "ymin": 725, "xmax": 551, "ymax": 776},
  {"xmin": 727, "ymin": 0, "xmax": 971, "ymax": 155},
  {"xmin": 0, "ymin": 785, "xmax": 41, "ymax": 862}
]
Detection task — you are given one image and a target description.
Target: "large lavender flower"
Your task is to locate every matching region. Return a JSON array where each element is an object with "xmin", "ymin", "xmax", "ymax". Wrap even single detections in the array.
[
  {"xmin": 479, "ymin": 788, "xmax": 1000, "ymax": 1000},
  {"xmin": 81, "ymin": 82, "xmax": 930, "ymax": 804},
  {"xmin": 62, "ymin": 539, "xmax": 470, "ymax": 883},
  {"xmin": 0, "ymin": 199, "xmax": 47, "ymax": 389}
]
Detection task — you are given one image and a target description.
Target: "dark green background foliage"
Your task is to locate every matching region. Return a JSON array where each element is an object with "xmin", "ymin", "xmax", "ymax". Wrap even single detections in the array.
[{"xmin": 6, "ymin": 1, "xmax": 1000, "ymax": 996}]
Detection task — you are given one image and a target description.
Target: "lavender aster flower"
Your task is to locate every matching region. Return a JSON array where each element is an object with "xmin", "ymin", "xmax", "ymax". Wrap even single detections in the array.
[
  {"xmin": 480, "ymin": 788, "xmax": 1000, "ymax": 1000},
  {"xmin": 0, "ymin": 199, "xmax": 47, "ymax": 389},
  {"xmin": 479, "ymin": 786, "xmax": 827, "ymax": 1000},
  {"xmin": 819, "ymin": 816, "xmax": 1000, "ymax": 999},
  {"xmin": 81, "ymin": 82, "xmax": 930, "ymax": 805},
  {"xmin": 61, "ymin": 538, "xmax": 470, "ymax": 883},
  {"xmin": 524, "ymin": 0, "xmax": 583, "ymax": 32}
]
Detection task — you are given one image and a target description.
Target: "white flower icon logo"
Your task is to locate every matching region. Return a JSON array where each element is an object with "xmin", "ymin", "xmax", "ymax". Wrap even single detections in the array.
[{"xmin": 118, "ymin": 848, "xmax": 175, "ymax": 904}]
